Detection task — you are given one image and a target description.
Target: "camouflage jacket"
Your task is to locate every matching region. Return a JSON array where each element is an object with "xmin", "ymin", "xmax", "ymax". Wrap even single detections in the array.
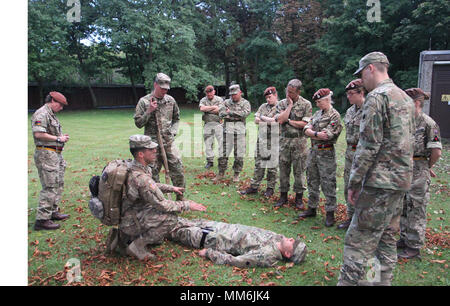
[
  {"xmin": 413, "ymin": 112, "xmax": 442, "ymax": 157},
  {"xmin": 219, "ymin": 97, "xmax": 251, "ymax": 134},
  {"xmin": 344, "ymin": 104, "xmax": 363, "ymax": 145},
  {"xmin": 255, "ymin": 102, "xmax": 278, "ymax": 146},
  {"xmin": 199, "ymin": 95, "xmax": 224, "ymax": 123},
  {"xmin": 120, "ymin": 160, "xmax": 190, "ymax": 235},
  {"xmin": 202, "ymin": 221, "xmax": 287, "ymax": 268},
  {"xmin": 134, "ymin": 93, "xmax": 180, "ymax": 144},
  {"xmin": 349, "ymin": 79, "xmax": 415, "ymax": 191},
  {"xmin": 31, "ymin": 103, "xmax": 63, "ymax": 147},
  {"xmin": 275, "ymin": 97, "xmax": 312, "ymax": 138},
  {"xmin": 304, "ymin": 106, "xmax": 343, "ymax": 146}
]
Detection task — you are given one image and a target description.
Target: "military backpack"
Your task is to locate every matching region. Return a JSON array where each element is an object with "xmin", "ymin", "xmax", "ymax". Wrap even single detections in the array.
[{"xmin": 88, "ymin": 159, "xmax": 132, "ymax": 226}]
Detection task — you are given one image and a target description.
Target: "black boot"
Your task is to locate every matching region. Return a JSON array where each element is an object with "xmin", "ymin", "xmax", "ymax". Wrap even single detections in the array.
[
  {"xmin": 397, "ymin": 246, "xmax": 420, "ymax": 259},
  {"xmin": 337, "ymin": 218, "xmax": 351, "ymax": 230},
  {"xmin": 325, "ymin": 211, "xmax": 335, "ymax": 227},
  {"xmin": 239, "ymin": 187, "xmax": 258, "ymax": 195},
  {"xmin": 263, "ymin": 188, "xmax": 274, "ymax": 198},
  {"xmin": 274, "ymin": 192, "xmax": 288, "ymax": 208},
  {"xmin": 205, "ymin": 161, "xmax": 213, "ymax": 169},
  {"xmin": 396, "ymin": 239, "xmax": 407, "ymax": 249},
  {"xmin": 295, "ymin": 193, "xmax": 304, "ymax": 210},
  {"xmin": 297, "ymin": 208, "xmax": 316, "ymax": 219}
]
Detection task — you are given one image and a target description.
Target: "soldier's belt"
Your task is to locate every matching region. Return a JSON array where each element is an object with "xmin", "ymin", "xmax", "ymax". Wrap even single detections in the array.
[
  {"xmin": 314, "ymin": 144, "xmax": 334, "ymax": 150},
  {"xmin": 36, "ymin": 145, "xmax": 64, "ymax": 153},
  {"xmin": 224, "ymin": 119, "xmax": 245, "ymax": 123},
  {"xmin": 413, "ymin": 156, "xmax": 428, "ymax": 161}
]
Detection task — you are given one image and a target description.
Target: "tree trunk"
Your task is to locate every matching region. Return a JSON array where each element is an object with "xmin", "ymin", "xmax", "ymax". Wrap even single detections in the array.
[{"xmin": 125, "ymin": 52, "xmax": 138, "ymax": 102}]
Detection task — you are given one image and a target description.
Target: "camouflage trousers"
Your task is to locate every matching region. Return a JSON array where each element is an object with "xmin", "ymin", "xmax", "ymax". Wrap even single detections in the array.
[
  {"xmin": 250, "ymin": 141, "xmax": 278, "ymax": 190},
  {"xmin": 169, "ymin": 218, "xmax": 217, "ymax": 249},
  {"xmin": 34, "ymin": 149, "xmax": 66, "ymax": 220},
  {"xmin": 279, "ymin": 137, "xmax": 308, "ymax": 193},
  {"xmin": 218, "ymin": 132, "xmax": 246, "ymax": 174},
  {"xmin": 203, "ymin": 122, "xmax": 223, "ymax": 163},
  {"xmin": 344, "ymin": 146, "xmax": 356, "ymax": 218},
  {"xmin": 120, "ymin": 209, "xmax": 179, "ymax": 246},
  {"xmin": 306, "ymin": 147, "xmax": 337, "ymax": 212},
  {"xmin": 400, "ymin": 160, "xmax": 431, "ymax": 249},
  {"xmin": 149, "ymin": 139, "xmax": 185, "ymax": 189},
  {"xmin": 337, "ymin": 186, "xmax": 404, "ymax": 286}
]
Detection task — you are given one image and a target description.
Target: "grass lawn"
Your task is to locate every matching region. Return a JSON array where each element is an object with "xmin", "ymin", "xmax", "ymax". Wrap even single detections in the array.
[{"xmin": 27, "ymin": 107, "xmax": 449, "ymax": 286}]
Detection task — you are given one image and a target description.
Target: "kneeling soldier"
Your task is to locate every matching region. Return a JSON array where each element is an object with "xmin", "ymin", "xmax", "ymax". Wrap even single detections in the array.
[{"xmin": 118, "ymin": 135, "xmax": 206, "ymax": 260}]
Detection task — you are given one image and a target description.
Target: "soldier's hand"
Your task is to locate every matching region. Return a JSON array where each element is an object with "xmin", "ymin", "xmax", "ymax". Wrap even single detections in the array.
[
  {"xmin": 147, "ymin": 98, "xmax": 158, "ymax": 113},
  {"xmin": 189, "ymin": 201, "xmax": 207, "ymax": 212},
  {"xmin": 59, "ymin": 134, "xmax": 70, "ymax": 143},
  {"xmin": 430, "ymin": 169, "xmax": 437, "ymax": 178},
  {"xmin": 317, "ymin": 132, "xmax": 329, "ymax": 140},
  {"xmin": 198, "ymin": 249, "xmax": 207, "ymax": 257},
  {"xmin": 348, "ymin": 188, "xmax": 360, "ymax": 206},
  {"xmin": 172, "ymin": 187, "xmax": 185, "ymax": 195}
]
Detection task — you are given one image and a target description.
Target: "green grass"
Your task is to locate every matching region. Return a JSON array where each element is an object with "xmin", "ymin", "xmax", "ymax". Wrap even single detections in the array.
[{"xmin": 28, "ymin": 108, "xmax": 449, "ymax": 286}]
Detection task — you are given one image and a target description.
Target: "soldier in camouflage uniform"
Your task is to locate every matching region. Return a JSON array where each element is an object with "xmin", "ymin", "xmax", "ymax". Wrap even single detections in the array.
[
  {"xmin": 239, "ymin": 87, "xmax": 278, "ymax": 197},
  {"xmin": 300, "ymin": 88, "xmax": 342, "ymax": 227},
  {"xmin": 337, "ymin": 52, "xmax": 415, "ymax": 286},
  {"xmin": 199, "ymin": 85, "xmax": 224, "ymax": 169},
  {"xmin": 31, "ymin": 92, "xmax": 71, "ymax": 231},
  {"xmin": 338, "ymin": 79, "xmax": 366, "ymax": 230},
  {"xmin": 169, "ymin": 217, "xmax": 307, "ymax": 267},
  {"xmin": 398, "ymin": 88, "xmax": 442, "ymax": 259},
  {"xmin": 117, "ymin": 135, "xmax": 206, "ymax": 261},
  {"xmin": 215, "ymin": 84, "xmax": 251, "ymax": 183},
  {"xmin": 134, "ymin": 73, "xmax": 185, "ymax": 200},
  {"xmin": 273, "ymin": 79, "xmax": 312, "ymax": 209}
]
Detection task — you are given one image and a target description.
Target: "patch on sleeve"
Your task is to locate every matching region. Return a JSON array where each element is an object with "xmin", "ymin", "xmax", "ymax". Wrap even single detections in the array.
[
  {"xmin": 433, "ymin": 136, "xmax": 440, "ymax": 142},
  {"xmin": 331, "ymin": 121, "xmax": 336, "ymax": 127},
  {"xmin": 34, "ymin": 121, "xmax": 41, "ymax": 126}
]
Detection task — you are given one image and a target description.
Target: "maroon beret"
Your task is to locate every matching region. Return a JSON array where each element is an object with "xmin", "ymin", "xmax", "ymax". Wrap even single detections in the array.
[
  {"xmin": 49, "ymin": 91, "xmax": 68, "ymax": 105},
  {"xmin": 312, "ymin": 88, "xmax": 332, "ymax": 101},
  {"xmin": 264, "ymin": 86, "xmax": 277, "ymax": 96},
  {"xmin": 345, "ymin": 79, "xmax": 364, "ymax": 91},
  {"xmin": 405, "ymin": 88, "xmax": 430, "ymax": 100},
  {"xmin": 204, "ymin": 85, "xmax": 215, "ymax": 93}
]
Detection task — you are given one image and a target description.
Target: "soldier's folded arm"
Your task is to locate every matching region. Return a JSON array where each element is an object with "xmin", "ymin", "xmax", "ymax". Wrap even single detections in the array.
[
  {"xmin": 133, "ymin": 99, "xmax": 151, "ymax": 128},
  {"xmin": 323, "ymin": 114, "xmax": 343, "ymax": 139},
  {"xmin": 204, "ymin": 249, "xmax": 271, "ymax": 268},
  {"xmin": 348, "ymin": 95, "xmax": 384, "ymax": 189}
]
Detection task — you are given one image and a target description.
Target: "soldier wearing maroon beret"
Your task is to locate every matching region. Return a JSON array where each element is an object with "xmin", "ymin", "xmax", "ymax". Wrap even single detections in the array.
[
  {"xmin": 31, "ymin": 91, "xmax": 71, "ymax": 231},
  {"xmin": 300, "ymin": 88, "xmax": 342, "ymax": 227},
  {"xmin": 337, "ymin": 79, "xmax": 367, "ymax": 230}
]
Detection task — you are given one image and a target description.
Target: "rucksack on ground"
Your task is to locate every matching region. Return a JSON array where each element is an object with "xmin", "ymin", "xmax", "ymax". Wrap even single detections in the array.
[{"xmin": 88, "ymin": 159, "xmax": 132, "ymax": 226}]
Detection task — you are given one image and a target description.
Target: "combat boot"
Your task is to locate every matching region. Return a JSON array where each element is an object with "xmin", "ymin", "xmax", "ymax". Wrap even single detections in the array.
[
  {"xmin": 205, "ymin": 161, "xmax": 213, "ymax": 169},
  {"xmin": 51, "ymin": 211, "xmax": 70, "ymax": 221},
  {"xmin": 233, "ymin": 173, "xmax": 240, "ymax": 183},
  {"xmin": 337, "ymin": 218, "xmax": 352, "ymax": 230},
  {"xmin": 105, "ymin": 228, "xmax": 119, "ymax": 254},
  {"xmin": 273, "ymin": 192, "xmax": 288, "ymax": 208},
  {"xmin": 325, "ymin": 211, "xmax": 335, "ymax": 227},
  {"xmin": 213, "ymin": 172, "xmax": 224, "ymax": 182},
  {"xmin": 397, "ymin": 246, "xmax": 420, "ymax": 259},
  {"xmin": 239, "ymin": 187, "xmax": 258, "ymax": 195},
  {"xmin": 295, "ymin": 193, "xmax": 304, "ymax": 210},
  {"xmin": 396, "ymin": 238, "xmax": 407, "ymax": 249},
  {"xmin": 34, "ymin": 219, "xmax": 60, "ymax": 231},
  {"xmin": 297, "ymin": 208, "xmax": 316, "ymax": 219},
  {"xmin": 263, "ymin": 188, "xmax": 274, "ymax": 198},
  {"xmin": 126, "ymin": 238, "xmax": 156, "ymax": 261}
]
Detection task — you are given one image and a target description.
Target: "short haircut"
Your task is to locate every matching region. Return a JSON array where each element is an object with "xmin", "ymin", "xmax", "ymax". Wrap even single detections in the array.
[
  {"xmin": 130, "ymin": 147, "xmax": 146, "ymax": 158},
  {"xmin": 45, "ymin": 94, "xmax": 53, "ymax": 103},
  {"xmin": 287, "ymin": 79, "xmax": 302, "ymax": 91},
  {"xmin": 372, "ymin": 62, "xmax": 389, "ymax": 73}
]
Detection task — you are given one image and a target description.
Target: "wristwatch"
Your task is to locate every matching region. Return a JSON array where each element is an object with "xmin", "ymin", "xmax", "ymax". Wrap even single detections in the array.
[
  {"xmin": 287, "ymin": 119, "xmax": 291, "ymax": 125},
  {"xmin": 314, "ymin": 131, "xmax": 318, "ymax": 137},
  {"xmin": 56, "ymin": 137, "xmax": 61, "ymax": 143}
]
